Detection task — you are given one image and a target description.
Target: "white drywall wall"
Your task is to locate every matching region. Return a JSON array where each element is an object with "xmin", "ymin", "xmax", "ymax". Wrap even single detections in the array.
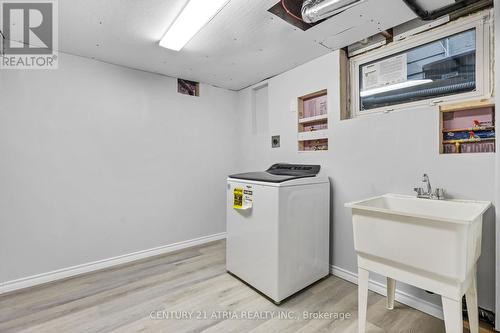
[
  {"xmin": 236, "ymin": 51, "xmax": 496, "ymax": 311},
  {"xmin": 0, "ymin": 53, "xmax": 238, "ymax": 283},
  {"xmin": 0, "ymin": 19, "xmax": 496, "ymax": 318},
  {"xmin": 495, "ymin": 0, "xmax": 500, "ymax": 329}
]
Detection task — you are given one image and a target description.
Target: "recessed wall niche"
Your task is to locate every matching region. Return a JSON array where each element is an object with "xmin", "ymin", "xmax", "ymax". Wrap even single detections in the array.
[
  {"xmin": 439, "ymin": 99, "xmax": 495, "ymax": 154},
  {"xmin": 298, "ymin": 89, "xmax": 328, "ymax": 151}
]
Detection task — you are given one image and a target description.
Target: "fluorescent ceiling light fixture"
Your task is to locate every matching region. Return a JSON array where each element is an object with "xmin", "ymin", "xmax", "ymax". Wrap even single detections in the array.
[
  {"xmin": 159, "ymin": 0, "xmax": 230, "ymax": 51},
  {"xmin": 360, "ymin": 79, "xmax": 433, "ymax": 97}
]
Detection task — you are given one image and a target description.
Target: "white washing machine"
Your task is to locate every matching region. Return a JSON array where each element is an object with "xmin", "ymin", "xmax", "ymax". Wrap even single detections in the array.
[{"xmin": 226, "ymin": 163, "xmax": 330, "ymax": 304}]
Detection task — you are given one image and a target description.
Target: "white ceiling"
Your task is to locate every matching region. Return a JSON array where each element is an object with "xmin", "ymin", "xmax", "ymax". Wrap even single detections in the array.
[{"xmin": 57, "ymin": 0, "xmax": 450, "ymax": 90}]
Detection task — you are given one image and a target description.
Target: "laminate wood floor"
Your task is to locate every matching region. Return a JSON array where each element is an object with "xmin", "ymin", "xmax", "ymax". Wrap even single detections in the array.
[{"xmin": 0, "ymin": 240, "xmax": 466, "ymax": 333}]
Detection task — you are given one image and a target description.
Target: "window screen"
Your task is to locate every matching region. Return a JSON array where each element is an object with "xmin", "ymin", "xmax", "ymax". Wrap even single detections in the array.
[{"xmin": 359, "ymin": 29, "xmax": 476, "ymax": 111}]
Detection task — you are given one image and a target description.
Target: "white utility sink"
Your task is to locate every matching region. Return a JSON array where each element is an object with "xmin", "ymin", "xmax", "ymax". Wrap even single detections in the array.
[{"xmin": 345, "ymin": 194, "xmax": 491, "ymax": 333}]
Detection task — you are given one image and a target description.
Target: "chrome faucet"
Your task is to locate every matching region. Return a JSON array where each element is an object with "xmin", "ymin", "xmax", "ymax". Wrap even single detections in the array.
[
  {"xmin": 414, "ymin": 174, "xmax": 445, "ymax": 200},
  {"xmin": 422, "ymin": 174, "xmax": 432, "ymax": 196}
]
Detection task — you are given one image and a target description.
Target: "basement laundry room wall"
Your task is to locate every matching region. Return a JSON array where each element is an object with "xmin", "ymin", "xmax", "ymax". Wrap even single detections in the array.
[
  {"xmin": 235, "ymin": 51, "xmax": 497, "ymax": 314},
  {"xmin": 494, "ymin": 1, "xmax": 500, "ymax": 329},
  {"xmin": 0, "ymin": 53, "xmax": 238, "ymax": 285}
]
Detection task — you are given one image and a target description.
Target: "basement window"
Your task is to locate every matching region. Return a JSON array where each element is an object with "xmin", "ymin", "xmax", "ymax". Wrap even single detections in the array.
[{"xmin": 349, "ymin": 11, "xmax": 492, "ymax": 116}]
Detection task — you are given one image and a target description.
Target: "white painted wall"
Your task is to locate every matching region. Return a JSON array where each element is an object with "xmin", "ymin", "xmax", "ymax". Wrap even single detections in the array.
[
  {"xmin": 0, "ymin": 20, "xmax": 496, "ymax": 319},
  {"xmin": 495, "ymin": 1, "xmax": 500, "ymax": 330},
  {"xmin": 236, "ymin": 51, "xmax": 496, "ymax": 311},
  {"xmin": 0, "ymin": 53, "xmax": 238, "ymax": 283}
]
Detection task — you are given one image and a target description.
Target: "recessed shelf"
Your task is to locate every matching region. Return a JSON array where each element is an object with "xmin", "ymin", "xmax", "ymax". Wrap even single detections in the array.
[
  {"xmin": 298, "ymin": 89, "xmax": 328, "ymax": 152},
  {"xmin": 298, "ymin": 114, "xmax": 328, "ymax": 124},
  {"xmin": 298, "ymin": 130, "xmax": 329, "ymax": 141},
  {"xmin": 299, "ymin": 139, "xmax": 328, "ymax": 152},
  {"xmin": 439, "ymin": 100, "xmax": 495, "ymax": 154},
  {"xmin": 443, "ymin": 138, "xmax": 495, "ymax": 144},
  {"xmin": 442, "ymin": 126, "xmax": 494, "ymax": 133}
]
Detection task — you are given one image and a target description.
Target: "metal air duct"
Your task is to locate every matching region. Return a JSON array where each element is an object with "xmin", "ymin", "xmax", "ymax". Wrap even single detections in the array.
[{"xmin": 301, "ymin": 0, "xmax": 364, "ymax": 23}]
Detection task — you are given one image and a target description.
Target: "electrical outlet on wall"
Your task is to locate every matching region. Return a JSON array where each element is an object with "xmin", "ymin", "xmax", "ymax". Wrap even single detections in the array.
[{"xmin": 272, "ymin": 135, "xmax": 280, "ymax": 148}]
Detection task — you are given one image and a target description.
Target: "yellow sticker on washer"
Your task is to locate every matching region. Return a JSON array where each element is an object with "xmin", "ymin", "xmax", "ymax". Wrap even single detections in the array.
[
  {"xmin": 233, "ymin": 188, "xmax": 243, "ymax": 209},
  {"xmin": 233, "ymin": 186, "xmax": 253, "ymax": 210}
]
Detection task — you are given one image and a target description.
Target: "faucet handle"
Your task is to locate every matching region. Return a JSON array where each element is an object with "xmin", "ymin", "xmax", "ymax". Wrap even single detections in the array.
[{"xmin": 434, "ymin": 188, "xmax": 445, "ymax": 200}]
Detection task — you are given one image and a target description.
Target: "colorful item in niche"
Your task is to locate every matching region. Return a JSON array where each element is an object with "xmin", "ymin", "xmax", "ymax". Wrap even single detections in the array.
[{"xmin": 443, "ymin": 129, "xmax": 495, "ymax": 141}]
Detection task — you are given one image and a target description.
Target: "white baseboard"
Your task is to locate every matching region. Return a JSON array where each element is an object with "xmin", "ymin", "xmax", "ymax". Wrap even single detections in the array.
[
  {"xmin": 0, "ymin": 232, "xmax": 226, "ymax": 295},
  {"xmin": 0, "ymin": 236, "xmax": 445, "ymax": 321},
  {"xmin": 330, "ymin": 265, "xmax": 444, "ymax": 320}
]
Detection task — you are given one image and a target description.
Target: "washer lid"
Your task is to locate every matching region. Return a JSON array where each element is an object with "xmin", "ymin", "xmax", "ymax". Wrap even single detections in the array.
[{"xmin": 228, "ymin": 164, "xmax": 320, "ymax": 183}]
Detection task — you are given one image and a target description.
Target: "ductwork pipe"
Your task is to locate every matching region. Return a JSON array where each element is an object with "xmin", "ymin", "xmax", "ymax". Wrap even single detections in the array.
[{"xmin": 301, "ymin": 0, "xmax": 364, "ymax": 23}]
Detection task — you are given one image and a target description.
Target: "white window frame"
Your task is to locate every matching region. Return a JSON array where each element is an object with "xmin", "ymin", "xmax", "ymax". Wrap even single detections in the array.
[{"xmin": 349, "ymin": 10, "xmax": 492, "ymax": 117}]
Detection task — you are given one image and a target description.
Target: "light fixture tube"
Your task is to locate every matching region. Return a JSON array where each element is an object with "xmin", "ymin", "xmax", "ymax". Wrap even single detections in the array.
[{"xmin": 159, "ymin": 0, "xmax": 229, "ymax": 51}]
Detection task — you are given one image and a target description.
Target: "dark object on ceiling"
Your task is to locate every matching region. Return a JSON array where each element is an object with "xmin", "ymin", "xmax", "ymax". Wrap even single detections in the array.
[
  {"xmin": 0, "ymin": 29, "xmax": 4, "ymax": 55},
  {"xmin": 268, "ymin": 0, "xmax": 324, "ymax": 31},
  {"xmin": 177, "ymin": 79, "xmax": 199, "ymax": 97},
  {"xmin": 402, "ymin": 0, "xmax": 485, "ymax": 21}
]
